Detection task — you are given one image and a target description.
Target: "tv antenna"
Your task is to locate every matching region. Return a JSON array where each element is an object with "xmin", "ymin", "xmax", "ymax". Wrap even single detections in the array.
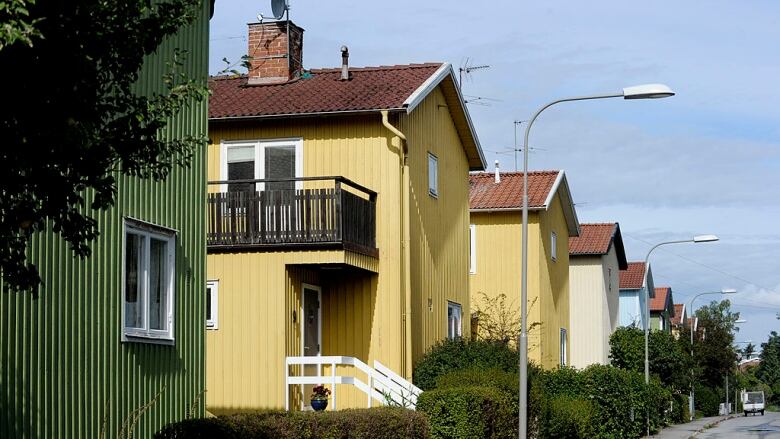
[
  {"xmin": 458, "ymin": 58, "xmax": 490, "ymax": 90},
  {"xmin": 258, "ymin": 0, "xmax": 289, "ymax": 22}
]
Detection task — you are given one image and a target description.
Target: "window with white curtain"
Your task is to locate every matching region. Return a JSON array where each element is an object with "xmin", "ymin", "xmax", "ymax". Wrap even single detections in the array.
[
  {"xmin": 447, "ymin": 301, "xmax": 462, "ymax": 339},
  {"xmin": 206, "ymin": 280, "xmax": 219, "ymax": 329},
  {"xmin": 428, "ymin": 152, "xmax": 438, "ymax": 198}
]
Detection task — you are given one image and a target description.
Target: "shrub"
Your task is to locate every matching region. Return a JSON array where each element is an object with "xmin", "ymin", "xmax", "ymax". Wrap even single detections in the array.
[
  {"xmin": 670, "ymin": 394, "xmax": 690, "ymax": 424},
  {"xmin": 694, "ymin": 384, "xmax": 721, "ymax": 417},
  {"xmin": 154, "ymin": 407, "xmax": 429, "ymax": 439},
  {"xmin": 538, "ymin": 395, "xmax": 595, "ymax": 439},
  {"xmin": 413, "ymin": 338, "xmax": 518, "ymax": 391},
  {"xmin": 417, "ymin": 386, "xmax": 514, "ymax": 439}
]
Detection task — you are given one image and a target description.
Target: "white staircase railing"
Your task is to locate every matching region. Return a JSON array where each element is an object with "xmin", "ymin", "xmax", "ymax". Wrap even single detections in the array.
[{"xmin": 285, "ymin": 356, "xmax": 422, "ymax": 411}]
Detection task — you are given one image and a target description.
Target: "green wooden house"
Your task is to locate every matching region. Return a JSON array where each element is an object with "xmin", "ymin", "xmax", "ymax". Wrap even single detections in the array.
[{"xmin": 1, "ymin": 2, "xmax": 211, "ymax": 438}]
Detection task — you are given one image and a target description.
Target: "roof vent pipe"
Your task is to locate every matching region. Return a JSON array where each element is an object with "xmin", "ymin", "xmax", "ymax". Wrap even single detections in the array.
[
  {"xmin": 494, "ymin": 160, "xmax": 500, "ymax": 183},
  {"xmin": 340, "ymin": 45, "xmax": 349, "ymax": 80}
]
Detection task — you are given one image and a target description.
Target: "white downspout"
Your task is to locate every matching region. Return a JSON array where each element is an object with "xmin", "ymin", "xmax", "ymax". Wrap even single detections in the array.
[{"xmin": 381, "ymin": 110, "xmax": 413, "ymax": 380}]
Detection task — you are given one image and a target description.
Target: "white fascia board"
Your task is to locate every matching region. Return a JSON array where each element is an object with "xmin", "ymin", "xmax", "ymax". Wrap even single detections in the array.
[
  {"xmin": 544, "ymin": 170, "xmax": 580, "ymax": 236},
  {"xmin": 544, "ymin": 171, "xmax": 565, "ymax": 209},
  {"xmin": 403, "ymin": 63, "xmax": 451, "ymax": 113},
  {"xmin": 469, "ymin": 207, "xmax": 545, "ymax": 213}
]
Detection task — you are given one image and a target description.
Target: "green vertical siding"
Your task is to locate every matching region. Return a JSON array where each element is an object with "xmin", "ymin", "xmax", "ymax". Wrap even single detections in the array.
[{"xmin": 0, "ymin": 2, "xmax": 209, "ymax": 438}]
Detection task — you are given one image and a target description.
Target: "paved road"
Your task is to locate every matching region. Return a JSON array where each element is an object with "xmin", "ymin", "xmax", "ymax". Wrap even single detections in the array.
[{"xmin": 697, "ymin": 411, "xmax": 780, "ymax": 438}]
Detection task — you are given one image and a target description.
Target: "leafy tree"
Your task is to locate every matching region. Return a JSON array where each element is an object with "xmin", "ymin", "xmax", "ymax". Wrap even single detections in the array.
[
  {"xmin": 756, "ymin": 331, "xmax": 780, "ymax": 403},
  {"xmin": 608, "ymin": 326, "xmax": 691, "ymax": 392},
  {"xmin": 741, "ymin": 342, "xmax": 756, "ymax": 361},
  {"xmin": 692, "ymin": 300, "xmax": 740, "ymax": 389},
  {"xmin": 0, "ymin": 0, "xmax": 41, "ymax": 49},
  {"xmin": 0, "ymin": 0, "xmax": 209, "ymax": 294}
]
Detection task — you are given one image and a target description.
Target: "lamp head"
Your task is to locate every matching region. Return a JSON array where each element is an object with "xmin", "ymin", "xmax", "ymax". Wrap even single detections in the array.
[
  {"xmin": 693, "ymin": 234, "xmax": 719, "ymax": 243},
  {"xmin": 720, "ymin": 288, "xmax": 737, "ymax": 294},
  {"xmin": 623, "ymin": 83, "xmax": 675, "ymax": 99},
  {"xmin": 735, "ymin": 319, "xmax": 747, "ymax": 324}
]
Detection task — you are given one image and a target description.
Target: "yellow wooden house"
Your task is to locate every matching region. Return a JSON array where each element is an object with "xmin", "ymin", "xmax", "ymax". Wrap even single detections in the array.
[
  {"xmin": 205, "ymin": 20, "xmax": 485, "ymax": 413},
  {"xmin": 468, "ymin": 168, "xmax": 579, "ymax": 368}
]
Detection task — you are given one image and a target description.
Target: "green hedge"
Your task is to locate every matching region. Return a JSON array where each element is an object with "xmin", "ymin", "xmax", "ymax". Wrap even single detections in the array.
[
  {"xmin": 538, "ymin": 395, "xmax": 596, "ymax": 439},
  {"xmin": 694, "ymin": 384, "xmax": 721, "ymax": 417},
  {"xmin": 417, "ymin": 386, "xmax": 514, "ymax": 439},
  {"xmin": 154, "ymin": 408, "xmax": 429, "ymax": 439},
  {"xmin": 670, "ymin": 394, "xmax": 690, "ymax": 424},
  {"xmin": 413, "ymin": 338, "xmax": 518, "ymax": 391}
]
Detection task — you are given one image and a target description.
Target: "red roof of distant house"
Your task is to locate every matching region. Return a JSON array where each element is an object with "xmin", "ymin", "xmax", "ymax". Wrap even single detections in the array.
[
  {"xmin": 569, "ymin": 223, "xmax": 615, "ymax": 254},
  {"xmin": 620, "ymin": 262, "xmax": 646, "ymax": 289},
  {"xmin": 209, "ymin": 63, "xmax": 443, "ymax": 119},
  {"xmin": 671, "ymin": 304, "xmax": 686, "ymax": 325},
  {"xmin": 469, "ymin": 171, "xmax": 559, "ymax": 210},
  {"xmin": 650, "ymin": 287, "xmax": 672, "ymax": 312}
]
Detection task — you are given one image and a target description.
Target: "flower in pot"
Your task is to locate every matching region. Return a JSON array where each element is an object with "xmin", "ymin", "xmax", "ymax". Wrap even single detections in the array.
[{"xmin": 310, "ymin": 385, "xmax": 331, "ymax": 411}]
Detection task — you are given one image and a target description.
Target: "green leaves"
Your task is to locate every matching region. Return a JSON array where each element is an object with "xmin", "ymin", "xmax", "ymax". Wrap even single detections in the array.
[{"xmin": 0, "ymin": 0, "xmax": 207, "ymax": 294}]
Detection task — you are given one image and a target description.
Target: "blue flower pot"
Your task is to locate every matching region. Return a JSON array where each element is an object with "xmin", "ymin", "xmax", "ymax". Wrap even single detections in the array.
[{"xmin": 311, "ymin": 399, "xmax": 328, "ymax": 411}]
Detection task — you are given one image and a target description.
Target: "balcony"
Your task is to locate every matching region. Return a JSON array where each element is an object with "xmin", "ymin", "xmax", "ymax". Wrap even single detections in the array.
[{"xmin": 207, "ymin": 177, "xmax": 377, "ymax": 257}]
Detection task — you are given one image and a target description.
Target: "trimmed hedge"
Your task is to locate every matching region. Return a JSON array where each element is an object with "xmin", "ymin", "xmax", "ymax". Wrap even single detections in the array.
[
  {"xmin": 413, "ymin": 338, "xmax": 518, "ymax": 391},
  {"xmin": 416, "ymin": 386, "xmax": 514, "ymax": 439},
  {"xmin": 154, "ymin": 408, "xmax": 429, "ymax": 439},
  {"xmin": 670, "ymin": 394, "xmax": 690, "ymax": 424},
  {"xmin": 539, "ymin": 395, "xmax": 596, "ymax": 439}
]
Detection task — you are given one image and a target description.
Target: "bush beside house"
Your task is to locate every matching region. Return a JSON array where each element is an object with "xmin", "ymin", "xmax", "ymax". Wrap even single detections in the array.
[{"xmin": 154, "ymin": 408, "xmax": 430, "ymax": 439}]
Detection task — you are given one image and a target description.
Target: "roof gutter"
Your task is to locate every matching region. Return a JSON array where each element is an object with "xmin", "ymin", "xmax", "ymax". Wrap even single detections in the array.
[{"xmin": 209, "ymin": 107, "xmax": 407, "ymax": 123}]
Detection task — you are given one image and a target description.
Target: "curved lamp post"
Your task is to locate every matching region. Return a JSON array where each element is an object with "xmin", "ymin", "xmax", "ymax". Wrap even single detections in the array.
[
  {"xmin": 688, "ymin": 288, "xmax": 737, "ymax": 419},
  {"xmin": 518, "ymin": 83, "xmax": 675, "ymax": 439}
]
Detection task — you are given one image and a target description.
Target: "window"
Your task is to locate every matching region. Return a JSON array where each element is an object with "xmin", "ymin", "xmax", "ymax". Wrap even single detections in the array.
[
  {"xmin": 551, "ymin": 231, "xmax": 557, "ymax": 261},
  {"xmin": 206, "ymin": 280, "xmax": 219, "ymax": 329},
  {"xmin": 447, "ymin": 302, "xmax": 462, "ymax": 339},
  {"xmin": 221, "ymin": 138, "xmax": 303, "ymax": 192},
  {"xmin": 428, "ymin": 152, "xmax": 438, "ymax": 198},
  {"xmin": 469, "ymin": 225, "xmax": 477, "ymax": 274},
  {"xmin": 560, "ymin": 328, "xmax": 568, "ymax": 366},
  {"xmin": 123, "ymin": 219, "xmax": 176, "ymax": 343}
]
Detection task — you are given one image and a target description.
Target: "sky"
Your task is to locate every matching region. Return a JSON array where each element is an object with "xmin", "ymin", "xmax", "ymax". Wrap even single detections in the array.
[{"xmin": 209, "ymin": 1, "xmax": 780, "ymax": 350}]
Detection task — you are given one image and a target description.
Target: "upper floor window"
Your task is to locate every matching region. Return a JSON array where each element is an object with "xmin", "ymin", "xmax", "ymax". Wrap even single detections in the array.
[
  {"xmin": 123, "ymin": 219, "xmax": 176, "ymax": 344},
  {"xmin": 221, "ymin": 138, "xmax": 303, "ymax": 192},
  {"xmin": 469, "ymin": 224, "xmax": 476, "ymax": 274},
  {"xmin": 428, "ymin": 152, "xmax": 438, "ymax": 198},
  {"xmin": 551, "ymin": 231, "xmax": 558, "ymax": 261},
  {"xmin": 206, "ymin": 280, "xmax": 219, "ymax": 330},
  {"xmin": 447, "ymin": 301, "xmax": 462, "ymax": 339}
]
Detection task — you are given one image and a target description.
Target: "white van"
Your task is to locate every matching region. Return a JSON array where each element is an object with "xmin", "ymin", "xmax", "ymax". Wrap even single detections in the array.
[{"xmin": 744, "ymin": 391, "xmax": 765, "ymax": 416}]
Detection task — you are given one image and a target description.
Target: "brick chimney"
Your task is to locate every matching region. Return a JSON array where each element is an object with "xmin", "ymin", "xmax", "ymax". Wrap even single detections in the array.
[{"xmin": 247, "ymin": 21, "xmax": 304, "ymax": 85}]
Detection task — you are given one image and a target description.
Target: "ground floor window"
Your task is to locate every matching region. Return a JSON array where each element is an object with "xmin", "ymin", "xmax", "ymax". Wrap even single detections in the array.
[
  {"xmin": 122, "ymin": 218, "xmax": 176, "ymax": 343},
  {"xmin": 560, "ymin": 328, "xmax": 568, "ymax": 366},
  {"xmin": 206, "ymin": 280, "xmax": 219, "ymax": 329},
  {"xmin": 448, "ymin": 301, "xmax": 462, "ymax": 339}
]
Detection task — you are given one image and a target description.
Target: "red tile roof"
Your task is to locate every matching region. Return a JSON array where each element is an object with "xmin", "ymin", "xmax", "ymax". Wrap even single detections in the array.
[
  {"xmin": 209, "ymin": 63, "xmax": 443, "ymax": 119},
  {"xmin": 569, "ymin": 223, "xmax": 616, "ymax": 255},
  {"xmin": 650, "ymin": 287, "xmax": 672, "ymax": 312},
  {"xmin": 619, "ymin": 262, "xmax": 646, "ymax": 289},
  {"xmin": 469, "ymin": 171, "xmax": 559, "ymax": 210},
  {"xmin": 671, "ymin": 304, "xmax": 686, "ymax": 326}
]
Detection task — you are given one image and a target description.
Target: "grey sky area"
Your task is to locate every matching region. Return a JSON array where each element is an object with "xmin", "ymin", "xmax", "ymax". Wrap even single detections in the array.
[{"xmin": 210, "ymin": 1, "xmax": 780, "ymax": 348}]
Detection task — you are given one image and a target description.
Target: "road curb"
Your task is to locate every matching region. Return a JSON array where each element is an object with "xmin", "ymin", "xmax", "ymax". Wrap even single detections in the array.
[{"xmin": 688, "ymin": 414, "xmax": 739, "ymax": 438}]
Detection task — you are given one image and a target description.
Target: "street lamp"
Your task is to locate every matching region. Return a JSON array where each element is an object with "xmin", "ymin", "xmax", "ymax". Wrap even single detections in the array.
[
  {"xmin": 688, "ymin": 288, "xmax": 737, "ymax": 420},
  {"xmin": 518, "ymin": 83, "xmax": 675, "ymax": 439}
]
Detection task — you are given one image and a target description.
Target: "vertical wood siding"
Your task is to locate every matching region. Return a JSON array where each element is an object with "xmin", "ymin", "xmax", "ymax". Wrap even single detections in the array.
[
  {"xmin": 469, "ymin": 192, "xmax": 571, "ymax": 369},
  {"xmin": 0, "ymin": 3, "xmax": 209, "ymax": 438},
  {"xmin": 206, "ymin": 86, "xmax": 474, "ymax": 409}
]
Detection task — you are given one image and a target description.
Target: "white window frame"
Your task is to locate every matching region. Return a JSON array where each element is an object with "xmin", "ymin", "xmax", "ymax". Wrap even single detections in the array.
[
  {"xmin": 428, "ymin": 152, "xmax": 438, "ymax": 198},
  {"xmin": 551, "ymin": 231, "xmax": 558, "ymax": 261},
  {"xmin": 206, "ymin": 280, "xmax": 219, "ymax": 330},
  {"xmin": 469, "ymin": 224, "xmax": 477, "ymax": 274},
  {"xmin": 560, "ymin": 328, "xmax": 568, "ymax": 366},
  {"xmin": 220, "ymin": 138, "xmax": 304, "ymax": 192},
  {"xmin": 447, "ymin": 301, "xmax": 462, "ymax": 339},
  {"xmin": 121, "ymin": 218, "xmax": 176, "ymax": 344}
]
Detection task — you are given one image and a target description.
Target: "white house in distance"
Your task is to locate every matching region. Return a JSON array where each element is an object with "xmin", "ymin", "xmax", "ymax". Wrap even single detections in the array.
[
  {"xmin": 568, "ymin": 223, "xmax": 628, "ymax": 367},
  {"xmin": 619, "ymin": 261, "xmax": 655, "ymax": 329}
]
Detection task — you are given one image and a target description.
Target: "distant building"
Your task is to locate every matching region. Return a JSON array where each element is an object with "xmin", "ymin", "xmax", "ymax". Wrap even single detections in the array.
[
  {"xmin": 568, "ymin": 223, "xmax": 628, "ymax": 367},
  {"xmin": 619, "ymin": 262, "xmax": 655, "ymax": 329},
  {"xmin": 650, "ymin": 287, "xmax": 675, "ymax": 332}
]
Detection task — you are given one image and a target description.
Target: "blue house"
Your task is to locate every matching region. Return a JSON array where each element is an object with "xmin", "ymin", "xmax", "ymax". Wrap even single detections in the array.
[{"xmin": 618, "ymin": 261, "xmax": 655, "ymax": 329}]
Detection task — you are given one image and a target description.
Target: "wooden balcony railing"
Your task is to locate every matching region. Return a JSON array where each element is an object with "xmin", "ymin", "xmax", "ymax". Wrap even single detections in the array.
[{"xmin": 207, "ymin": 177, "xmax": 377, "ymax": 255}]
